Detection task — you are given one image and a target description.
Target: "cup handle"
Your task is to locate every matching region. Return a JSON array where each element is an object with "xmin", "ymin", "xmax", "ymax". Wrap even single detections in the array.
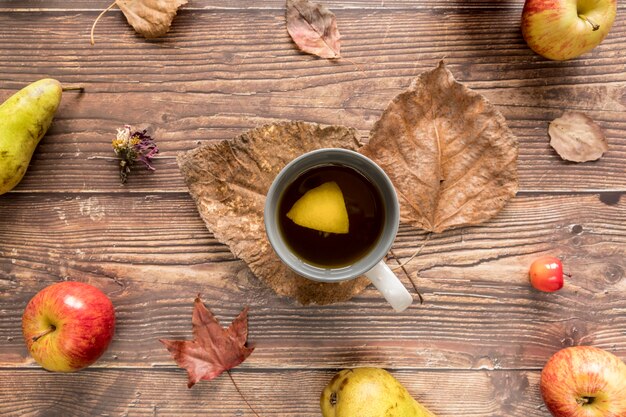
[{"xmin": 364, "ymin": 260, "xmax": 413, "ymax": 312}]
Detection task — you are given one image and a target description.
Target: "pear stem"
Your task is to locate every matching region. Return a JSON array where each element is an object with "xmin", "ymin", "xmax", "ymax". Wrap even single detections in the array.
[
  {"xmin": 91, "ymin": 1, "xmax": 118, "ymax": 46},
  {"xmin": 62, "ymin": 86, "xmax": 84, "ymax": 92},
  {"xmin": 31, "ymin": 325, "xmax": 56, "ymax": 342},
  {"xmin": 579, "ymin": 14, "xmax": 600, "ymax": 31}
]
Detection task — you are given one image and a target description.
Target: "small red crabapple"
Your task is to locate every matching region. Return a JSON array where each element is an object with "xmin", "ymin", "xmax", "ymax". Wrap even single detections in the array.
[{"xmin": 529, "ymin": 256, "xmax": 568, "ymax": 292}]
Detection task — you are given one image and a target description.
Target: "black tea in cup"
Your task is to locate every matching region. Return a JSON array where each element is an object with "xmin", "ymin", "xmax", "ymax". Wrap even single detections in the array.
[{"xmin": 277, "ymin": 164, "xmax": 385, "ymax": 268}]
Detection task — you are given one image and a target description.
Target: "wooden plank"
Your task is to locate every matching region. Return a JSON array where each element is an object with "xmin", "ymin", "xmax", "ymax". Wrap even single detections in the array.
[
  {"xmin": 1, "ymin": 193, "xmax": 625, "ymax": 369},
  {"xmin": 0, "ymin": 369, "xmax": 545, "ymax": 416},
  {"xmin": 0, "ymin": 10, "xmax": 624, "ymax": 192},
  {"xmin": 1, "ymin": 10, "xmax": 624, "ymax": 89},
  {"xmin": 0, "ymin": 0, "xmax": 534, "ymax": 11},
  {"xmin": 3, "ymin": 0, "xmax": 626, "ymax": 10},
  {"xmin": 3, "ymin": 89, "xmax": 626, "ymax": 194}
]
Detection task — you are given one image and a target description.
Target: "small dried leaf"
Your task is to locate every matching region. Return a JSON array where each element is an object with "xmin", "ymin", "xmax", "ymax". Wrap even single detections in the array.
[
  {"xmin": 360, "ymin": 61, "xmax": 519, "ymax": 233},
  {"xmin": 286, "ymin": 0, "xmax": 341, "ymax": 59},
  {"xmin": 117, "ymin": 0, "xmax": 188, "ymax": 38},
  {"xmin": 160, "ymin": 296, "xmax": 254, "ymax": 388},
  {"xmin": 549, "ymin": 111, "xmax": 608, "ymax": 162},
  {"xmin": 178, "ymin": 122, "xmax": 369, "ymax": 305}
]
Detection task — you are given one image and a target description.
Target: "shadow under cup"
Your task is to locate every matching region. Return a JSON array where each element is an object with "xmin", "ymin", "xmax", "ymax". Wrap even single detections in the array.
[{"xmin": 264, "ymin": 148, "xmax": 400, "ymax": 283}]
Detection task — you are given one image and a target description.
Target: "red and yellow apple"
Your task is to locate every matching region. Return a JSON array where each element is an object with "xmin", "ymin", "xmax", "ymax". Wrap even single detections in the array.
[
  {"xmin": 22, "ymin": 281, "xmax": 115, "ymax": 372},
  {"xmin": 521, "ymin": 0, "xmax": 617, "ymax": 60},
  {"xmin": 541, "ymin": 346, "xmax": 626, "ymax": 417}
]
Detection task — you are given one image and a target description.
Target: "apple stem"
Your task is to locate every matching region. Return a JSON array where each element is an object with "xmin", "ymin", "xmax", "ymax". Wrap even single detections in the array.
[
  {"xmin": 579, "ymin": 15, "xmax": 600, "ymax": 31},
  {"xmin": 577, "ymin": 396, "xmax": 595, "ymax": 405},
  {"xmin": 31, "ymin": 325, "xmax": 56, "ymax": 342}
]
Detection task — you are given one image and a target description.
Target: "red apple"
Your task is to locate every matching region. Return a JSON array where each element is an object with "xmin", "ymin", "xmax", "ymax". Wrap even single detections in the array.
[
  {"xmin": 22, "ymin": 281, "xmax": 115, "ymax": 372},
  {"xmin": 541, "ymin": 346, "xmax": 626, "ymax": 417},
  {"xmin": 521, "ymin": 0, "xmax": 617, "ymax": 61}
]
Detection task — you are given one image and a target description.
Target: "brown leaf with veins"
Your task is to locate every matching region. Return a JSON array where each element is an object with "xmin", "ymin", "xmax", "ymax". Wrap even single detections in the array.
[
  {"xmin": 177, "ymin": 122, "xmax": 369, "ymax": 305},
  {"xmin": 549, "ymin": 111, "xmax": 608, "ymax": 162},
  {"xmin": 91, "ymin": 0, "xmax": 187, "ymax": 44},
  {"xmin": 360, "ymin": 61, "xmax": 519, "ymax": 233},
  {"xmin": 160, "ymin": 296, "xmax": 254, "ymax": 388},
  {"xmin": 286, "ymin": 0, "xmax": 341, "ymax": 58},
  {"xmin": 117, "ymin": 0, "xmax": 187, "ymax": 38}
]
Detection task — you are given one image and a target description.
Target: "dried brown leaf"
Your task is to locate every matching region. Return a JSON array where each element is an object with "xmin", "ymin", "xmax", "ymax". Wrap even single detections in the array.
[
  {"xmin": 286, "ymin": 0, "xmax": 341, "ymax": 59},
  {"xmin": 117, "ymin": 0, "xmax": 188, "ymax": 39},
  {"xmin": 361, "ymin": 61, "xmax": 519, "ymax": 233},
  {"xmin": 177, "ymin": 122, "xmax": 369, "ymax": 305},
  {"xmin": 160, "ymin": 296, "xmax": 253, "ymax": 388},
  {"xmin": 549, "ymin": 111, "xmax": 608, "ymax": 162}
]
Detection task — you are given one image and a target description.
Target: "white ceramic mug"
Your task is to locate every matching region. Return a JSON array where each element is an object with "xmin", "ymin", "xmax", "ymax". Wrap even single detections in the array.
[{"xmin": 264, "ymin": 148, "xmax": 413, "ymax": 312}]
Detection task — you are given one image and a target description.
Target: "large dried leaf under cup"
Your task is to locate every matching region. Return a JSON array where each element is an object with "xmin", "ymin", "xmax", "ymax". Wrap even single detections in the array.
[
  {"xmin": 177, "ymin": 122, "xmax": 369, "ymax": 305},
  {"xmin": 178, "ymin": 62, "xmax": 519, "ymax": 305},
  {"xmin": 360, "ymin": 61, "xmax": 519, "ymax": 233}
]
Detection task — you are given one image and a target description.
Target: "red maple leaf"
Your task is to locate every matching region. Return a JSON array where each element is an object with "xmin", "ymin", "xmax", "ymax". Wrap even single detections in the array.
[{"xmin": 160, "ymin": 296, "xmax": 254, "ymax": 388}]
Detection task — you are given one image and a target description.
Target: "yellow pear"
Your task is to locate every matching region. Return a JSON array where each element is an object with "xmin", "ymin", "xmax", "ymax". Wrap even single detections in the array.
[
  {"xmin": 0, "ymin": 79, "xmax": 63, "ymax": 195},
  {"xmin": 286, "ymin": 181, "xmax": 349, "ymax": 234},
  {"xmin": 321, "ymin": 368, "xmax": 437, "ymax": 417}
]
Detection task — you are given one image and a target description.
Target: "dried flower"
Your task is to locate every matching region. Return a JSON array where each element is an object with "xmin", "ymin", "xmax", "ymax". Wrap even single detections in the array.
[{"xmin": 112, "ymin": 125, "xmax": 159, "ymax": 183}]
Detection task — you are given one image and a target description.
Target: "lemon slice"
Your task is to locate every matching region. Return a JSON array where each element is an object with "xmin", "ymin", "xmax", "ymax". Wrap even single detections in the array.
[{"xmin": 286, "ymin": 181, "xmax": 349, "ymax": 234}]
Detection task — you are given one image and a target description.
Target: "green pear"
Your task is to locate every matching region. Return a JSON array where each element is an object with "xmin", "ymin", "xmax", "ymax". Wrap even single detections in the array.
[
  {"xmin": 321, "ymin": 368, "xmax": 437, "ymax": 417},
  {"xmin": 0, "ymin": 79, "xmax": 63, "ymax": 195}
]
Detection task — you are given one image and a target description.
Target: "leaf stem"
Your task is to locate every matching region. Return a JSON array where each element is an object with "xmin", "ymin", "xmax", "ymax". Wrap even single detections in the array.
[
  {"xmin": 391, "ymin": 233, "xmax": 431, "ymax": 271},
  {"xmin": 227, "ymin": 370, "xmax": 261, "ymax": 417},
  {"xmin": 389, "ymin": 233, "xmax": 432, "ymax": 304},
  {"xmin": 91, "ymin": 1, "xmax": 118, "ymax": 45}
]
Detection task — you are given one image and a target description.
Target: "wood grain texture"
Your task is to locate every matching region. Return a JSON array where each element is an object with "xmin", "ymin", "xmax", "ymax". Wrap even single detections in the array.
[
  {"xmin": 0, "ymin": 9, "xmax": 624, "ymax": 192},
  {"xmin": 1, "ymin": 193, "xmax": 624, "ymax": 370},
  {"xmin": 2, "ymin": 0, "xmax": 625, "ymax": 10},
  {"xmin": 0, "ymin": 0, "xmax": 547, "ymax": 11},
  {"xmin": 1, "ymin": 2, "xmax": 626, "ymax": 416},
  {"xmin": 0, "ymin": 369, "xmax": 544, "ymax": 417}
]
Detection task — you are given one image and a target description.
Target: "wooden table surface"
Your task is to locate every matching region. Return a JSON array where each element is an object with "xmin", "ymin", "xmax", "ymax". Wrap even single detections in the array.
[{"xmin": 1, "ymin": 1, "xmax": 625, "ymax": 416}]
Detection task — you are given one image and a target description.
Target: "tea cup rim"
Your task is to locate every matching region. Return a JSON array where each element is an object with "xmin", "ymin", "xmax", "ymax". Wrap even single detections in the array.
[{"xmin": 264, "ymin": 148, "xmax": 399, "ymax": 283}]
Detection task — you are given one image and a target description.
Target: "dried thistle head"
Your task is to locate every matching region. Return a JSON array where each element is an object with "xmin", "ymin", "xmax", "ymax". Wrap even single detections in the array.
[{"xmin": 112, "ymin": 125, "xmax": 159, "ymax": 184}]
